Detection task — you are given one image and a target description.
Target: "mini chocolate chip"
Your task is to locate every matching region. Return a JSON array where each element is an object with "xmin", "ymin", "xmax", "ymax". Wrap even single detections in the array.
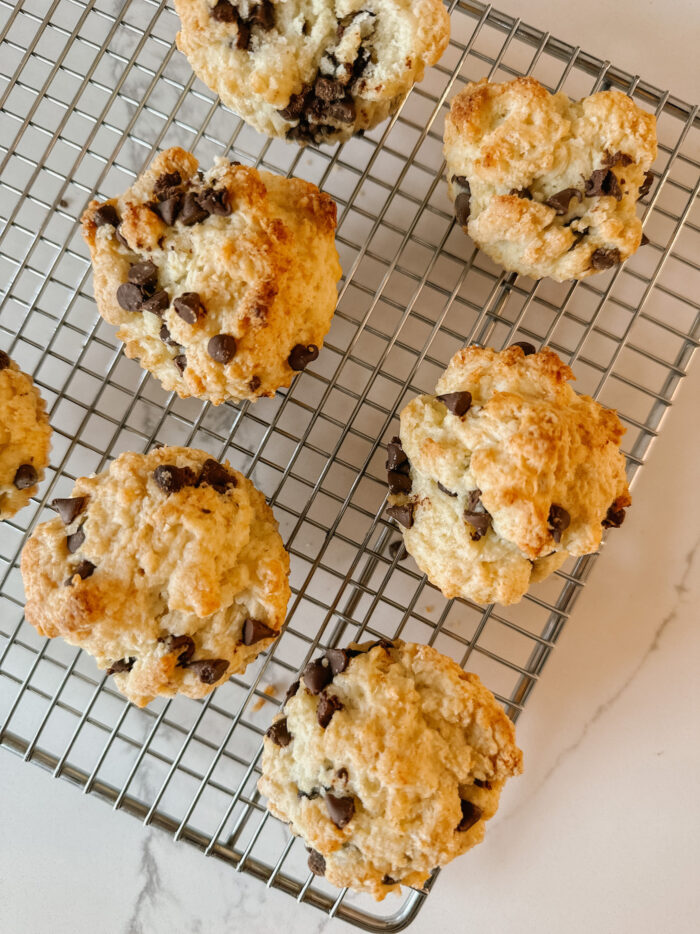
[
  {"xmin": 179, "ymin": 191, "xmax": 209, "ymax": 226},
  {"xmin": 211, "ymin": 0, "xmax": 236, "ymax": 22},
  {"xmin": 174, "ymin": 354, "xmax": 187, "ymax": 374},
  {"xmin": 590, "ymin": 247, "xmax": 621, "ymax": 270},
  {"xmin": 465, "ymin": 489, "xmax": 483, "ymax": 513},
  {"xmin": 386, "ymin": 503, "xmax": 414, "ymax": 529},
  {"xmin": 51, "ymin": 496, "xmax": 87, "ymax": 525},
  {"xmin": 106, "ymin": 657, "xmax": 135, "ymax": 675},
  {"xmin": 249, "ymin": 0, "xmax": 275, "ymax": 29},
  {"xmin": 386, "ymin": 437, "xmax": 408, "ymax": 472},
  {"xmin": 279, "ymin": 89, "xmax": 311, "ymax": 121},
  {"xmin": 474, "ymin": 778, "xmax": 492, "ymax": 789},
  {"xmin": 603, "ymin": 151, "xmax": 633, "ymax": 167},
  {"xmin": 174, "ymin": 292, "xmax": 205, "ymax": 324},
  {"xmin": 288, "ymin": 343, "xmax": 319, "ymax": 371},
  {"xmin": 456, "ymin": 799, "xmax": 482, "ymax": 832},
  {"xmin": 197, "ymin": 458, "xmax": 236, "ymax": 493},
  {"xmin": 285, "ymin": 679, "xmax": 300, "ymax": 703},
  {"xmin": 242, "ymin": 617, "xmax": 277, "ymax": 645},
  {"xmin": 325, "ymin": 648, "xmax": 350, "ymax": 676},
  {"xmin": 387, "ymin": 470, "xmax": 411, "ymax": 495},
  {"xmin": 437, "ymin": 482, "xmax": 457, "ymax": 497},
  {"xmin": 249, "ymin": 375, "xmax": 261, "ymax": 392},
  {"xmin": 128, "ymin": 261, "xmax": 158, "ymax": 289},
  {"xmin": 302, "ymin": 657, "xmax": 333, "ymax": 694},
  {"xmin": 317, "ymin": 690, "xmax": 343, "ymax": 728},
  {"xmin": 159, "ymin": 323, "xmax": 179, "ymax": 347},
  {"xmin": 93, "ymin": 203, "xmax": 119, "ymax": 227},
  {"xmin": 116, "ymin": 282, "xmax": 145, "ymax": 312},
  {"xmin": 584, "ymin": 168, "xmax": 622, "ymax": 200},
  {"xmin": 454, "ymin": 190, "xmax": 471, "ymax": 228},
  {"xmin": 207, "ymin": 334, "xmax": 237, "ymax": 364},
  {"xmin": 388, "ymin": 540, "xmax": 408, "ymax": 560},
  {"xmin": 0, "ymin": 350, "xmax": 10, "ymax": 370},
  {"xmin": 153, "ymin": 171, "xmax": 182, "ymax": 197},
  {"xmin": 640, "ymin": 232, "xmax": 650, "ymax": 246},
  {"xmin": 186, "ymin": 658, "xmax": 230, "ymax": 684},
  {"xmin": 64, "ymin": 559, "xmax": 96, "ymax": 585},
  {"xmin": 545, "ymin": 187, "xmax": 582, "ymax": 215},
  {"xmin": 436, "ymin": 391, "xmax": 472, "ymax": 417},
  {"xmin": 197, "ymin": 187, "xmax": 231, "ymax": 216},
  {"xmin": 153, "ymin": 464, "xmax": 197, "ymax": 494},
  {"xmin": 638, "ymin": 171, "xmax": 654, "ymax": 198},
  {"xmin": 464, "ymin": 510, "xmax": 491, "ymax": 541},
  {"xmin": 13, "ymin": 464, "xmax": 37, "ymax": 490},
  {"xmin": 602, "ymin": 503, "xmax": 627, "ymax": 528},
  {"xmin": 382, "ymin": 875, "xmax": 397, "ymax": 885},
  {"xmin": 548, "ymin": 504, "xmax": 571, "ymax": 543},
  {"xmin": 66, "ymin": 526, "xmax": 85, "ymax": 553},
  {"xmin": 151, "ymin": 193, "xmax": 182, "ymax": 226},
  {"xmin": 141, "ymin": 290, "xmax": 170, "ymax": 316},
  {"xmin": 266, "ymin": 717, "xmax": 292, "ymax": 747},
  {"xmin": 326, "ymin": 793, "xmax": 355, "ymax": 828},
  {"xmin": 160, "ymin": 634, "xmax": 196, "ymax": 666},
  {"xmin": 307, "ymin": 849, "xmax": 326, "ymax": 876},
  {"xmin": 510, "ymin": 341, "xmax": 536, "ymax": 355}
]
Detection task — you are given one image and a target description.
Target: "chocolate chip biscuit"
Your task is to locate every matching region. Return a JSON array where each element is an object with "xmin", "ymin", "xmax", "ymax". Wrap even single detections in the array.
[
  {"xmin": 174, "ymin": 0, "xmax": 450, "ymax": 145},
  {"xmin": 21, "ymin": 446, "xmax": 291, "ymax": 706},
  {"xmin": 258, "ymin": 639, "xmax": 522, "ymax": 899},
  {"xmin": 386, "ymin": 344, "xmax": 631, "ymax": 605},
  {"xmin": 81, "ymin": 147, "xmax": 341, "ymax": 404},
  {"xmin": 0, "ymin": 352, "xmax": 52, "ymax": 521},
  {"xmin": 444, "ymin": 77, "xmax": 657, "ymax": 280}
]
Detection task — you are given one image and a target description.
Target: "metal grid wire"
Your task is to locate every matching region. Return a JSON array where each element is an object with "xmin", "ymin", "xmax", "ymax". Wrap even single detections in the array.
[{"xmin": 1, "ymin": 0, "xmax": 698, "ymax": 928}]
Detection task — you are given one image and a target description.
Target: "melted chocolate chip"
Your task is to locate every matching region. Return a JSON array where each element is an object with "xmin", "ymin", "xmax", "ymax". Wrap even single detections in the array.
[
  {"xmin": 454, "ymin": 190, "xmax": 471, "ymax": 228},
  {"xmin": 326, "ymin": 793, "xmax": 355, "ymax": 828},
  {"xmin": 141, "ymin": 290, "xmax": 170, "ymax": 316},
  {"xmin": 153, "ymin": 464, "xmax": 197, "ymax": 494},
  {"xmin": 186, "ymin": 658, "xmax": 229, "ymax": 684},
  {"xmin": 584, "ymin": 168, "xmax": 622, "ymax": 200},
  {"xmin": 115, "ymin": 226, "xmax": 129, "ymax": 248},
  {"xmin": 336, "ymin": 767, "xmax": 348, "ymax": 782},
  {"xmin": 236, "ymin": 21, "xmax": 251, "ymax": 50},
  {"xmin": 387, "ymin": 470, "xmax": 411, "ymax": 495},
  {"xmin": 638, "ymin": 170, "xmax": 654, "ymax": 199},
  {"xmin": 13, "ymin": 464, "xmax": 37, "ymax": 490},
  {"xmin": 207, "ymin": 334, "xmax": 237, "ymax": 364},
  {"xmin": 160, "ymin": 634, "xmax": 196, "ymax": 666},
  {"xmin": 548, "ymin": 504, "xmax": 570, "ymax": 543},
  {"xmin": 288, "ymin": 343, "xmax": 319, "ymax": 371},
  {"xmin": 173, "ymin": 292, "xmax": 205, "ymax": 324},
  {"xmin": 197, "ymin": 458, "xmax": 236, "ymax": 493},
  {"xmin": 180, "ymin": 191, "xmax": 209, "ymax": 226},
  {"xmin": 603, "ymin": 151, "xmax": 633, "ymax": 167},
  {"xmin": 456, "ymin": 799, "xmax": 482, "ymax": 832},
  {"xmin": 249, "ymin": 1, "xmax": 275, "ymax": 30},
  {"xmin": 325, "ymin": 648, "xmax": 350, "ymax": 676},
  {"xmin": 317, "ymin": 690, "xmax": 343, "ymax": 728},
  {"xmin": 473, "ymin": 778, "xmax": 492, "ymax": 789},
  {"xmin": 174, "ymin": 354, "xmax": 187, "ymax": 374},
  {"xmin": 249, "ymin": 375, "xmax": 261, "ymax": 393},
  {"xmin": 388, "ymin": 540, "xmax": 408, "ymax": 560},
  {"xmin": 93, "ymin": 203, "xmax": 119, "ymax": 227},
  {"xmin": 153, "ymin": 171, "xmax": 182, "ymax": 197},
  {"xmin": 509, "ymin": 187, "xmax": 532, "ymax": 199},
  {"xmin": 545, "ymin": 187, "xmax": 582, "ymax": 215},
  {"xmin": 386, "ymin": 503, "xmax": 414, "ymax": 529},
  {"xmin": 151, "ymin": 194, "xmax": 182, "ymax": 226},
  {"xmin": 302, "ymin": 657, "xmax": 333, "ymax": 694},
  {"xmin": 640, "ymin": 232, "xmax": 650, "ymax": 247},
  {"xmin": 437, "ymin": 482, "xmax": 457, "ymax": 497},
  {"xmin": 197, "ymin": 187, "xmax": 231, "ymax": 216},
  {"xmin": 602, "ymin": 502, "xmax": 627, "ymax": 529},
  {"xmin": 285, "ymin": 679, "xmax": 300, "ymax": 703},
  {"xmin": 279, "ymin": 89, "xmax": 311, "ymax": 121},
  {"xmin": 386, "ymin": 437, "xmax": 409, "ymax": 473},
  {"xmin": 315, "ymin": 76, "xmax": 345, "ymax": 101},
  {"xmin": 590, "ymin": 247, "xmax": 621, "ymax": 270},
  {"xmin": 106, "ymin": 657, "xmax": 135, "ymax": 675},
  {"xmin": 159, "ymin": 323, "xmax": 179, "ymax": 347},
  {"xmin": 51, "ymin": 496, "xmax": 87, "ymax": 525},
  {"xmin": 0, "ymin": 350, "xmax": 10, "ymax": 370},
  {"xmin": 510, "ymin": 340, "xmax": 536, "ymax": 355},
  {"xmin": 436, "ymin": 391, "xmax": 472, "ymax": 417},
  {"xmin": 242, "ymin": 617, "xmax": 277, "ymax": 645},
  {"xmin": 116, "ymin": 282, "xmax": 145, "ymax": 312},
  {"xmin": 382, "ymin": 875, "xmax": 397, "ymax": 885},
  {"xmin": 307, "ymin": 849, "xmax": 326, "ymax": 876},
  {"xmin": 64, "ymin": 559, "xmax": 95, "ymax": 585},
  {"xmin": 66, "ymin": 526, "xmax": 85, "ymax": 553},
  {"xmin": 464, "ymin": 510, "xmax": 491, "ymax": 541},
  {"xmin": 128, "ymin": 261, "xmax": 158, "ymax": 289},
  {"xmin": 266, "ymin": 717, "xmax": 292, "ymax": 747},
  {"xmin": 211, "ymin": 0, "xmax": 236, "ymax": 23}
]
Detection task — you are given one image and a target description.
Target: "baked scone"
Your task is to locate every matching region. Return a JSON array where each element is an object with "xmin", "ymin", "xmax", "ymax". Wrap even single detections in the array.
[
  {"xmin": 174, "ymin": 0, "xmax": 450, "ymax": 145},
  {"xmin": 21, "ymin": 446, "xmax": 290, "ymax": 707},
  {"xmin": 444, "ymin": 77, "xmax": 657, "ymax": 281},
  {"xmin": 386, "ymin": 344, "xmax": 631, "ymax": 606},
  {"xmin": 0, "ymin": 351, "xmax": 52, "ymax": 521},
  {"xmin": 258, "ymin": 639, "xmax": 522, "ymax": 899},
  {"xmin": 81, "ymin": 147, "xmax": 341, "ymax": 404}
]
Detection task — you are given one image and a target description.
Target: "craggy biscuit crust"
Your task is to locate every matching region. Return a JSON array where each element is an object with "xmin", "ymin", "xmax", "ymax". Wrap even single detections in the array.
[
  {"xmin": 21, "ymin": 446, "xmax": 290, "ymax": 707},
  {"xmin": 444, "ymin": 77, "xmax": 657, "ymax": 280},
  {"xmin": 259, "ymin": 640, "xmax": 522, "ymax": 898},
  {"xmin": 82, "ymin": 147, "xmax": 341, "ymax": 404}
]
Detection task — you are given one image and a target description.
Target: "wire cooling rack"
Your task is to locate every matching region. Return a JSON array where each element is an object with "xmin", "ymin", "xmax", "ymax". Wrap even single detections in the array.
[{"xmin": 1, "ymin": 0, "xmax": 698, "ymax": 929}]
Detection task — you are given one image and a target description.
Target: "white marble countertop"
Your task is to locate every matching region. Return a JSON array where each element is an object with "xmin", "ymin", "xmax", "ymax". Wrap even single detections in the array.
[{"xmin": 2, "ymin": 2, "xmax": 699, "ymax": 933}]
